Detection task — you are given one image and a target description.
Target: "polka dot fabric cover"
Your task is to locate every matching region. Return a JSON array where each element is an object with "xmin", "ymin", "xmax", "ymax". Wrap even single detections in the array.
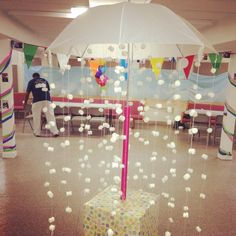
[{"xmin": 83, "ymin": 186, "xmax": 159, "ymax": 235}]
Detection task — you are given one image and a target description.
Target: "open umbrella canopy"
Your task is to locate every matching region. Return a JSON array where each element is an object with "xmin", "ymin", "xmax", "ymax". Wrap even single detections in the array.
[{"xmin": 48, "ymin": 2, "xmax": 215, "ymax": 59}]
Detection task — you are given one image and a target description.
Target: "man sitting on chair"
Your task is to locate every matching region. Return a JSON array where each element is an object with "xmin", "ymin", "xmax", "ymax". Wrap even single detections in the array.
[{"xmin": 24, "ymin": 72, "xmax": 59, "ymax": 137}]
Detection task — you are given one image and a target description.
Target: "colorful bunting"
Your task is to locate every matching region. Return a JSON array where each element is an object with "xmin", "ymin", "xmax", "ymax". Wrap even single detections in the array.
[
  {"xmin": 150, "ymin": 58, "xmax": 164, "ymax": 79},
  {"xmin": 0, "ymin": 49, "xmax": 13, "ymax": 75},
  {"xmin": 183, "ymin": 55, "xmax": 194, "ymax": 79},
  {"xmin": 89, "ymin": 59, "xmax": 105, "ymax": 76},
  {"xmin": 209, "ymin": 53, "xmax": 223, "ymax": 69},
  {"xmin": 23, "ymin": 44, "xmax": 38, "ymax": 68},
  {"xmin": 120, "ymin": 59, "xmax": 128, "ymax": 80}
]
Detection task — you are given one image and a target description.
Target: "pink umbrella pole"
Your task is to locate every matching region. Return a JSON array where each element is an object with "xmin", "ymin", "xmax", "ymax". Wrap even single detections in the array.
[{"xmin": 121, "ymin": 105, "xmax": 131, "ymax": 201}]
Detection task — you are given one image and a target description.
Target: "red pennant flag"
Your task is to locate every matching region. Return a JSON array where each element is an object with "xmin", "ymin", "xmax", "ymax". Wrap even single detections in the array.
[{"xmin": 183, "ymin": 55, "xmax": 194, "ymax": 79}]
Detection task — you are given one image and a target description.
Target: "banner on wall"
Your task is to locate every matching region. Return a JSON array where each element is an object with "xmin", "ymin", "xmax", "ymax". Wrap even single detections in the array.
[{"xmin": 23, "ymin": 44, "xmax": 38, "ymax": 68}]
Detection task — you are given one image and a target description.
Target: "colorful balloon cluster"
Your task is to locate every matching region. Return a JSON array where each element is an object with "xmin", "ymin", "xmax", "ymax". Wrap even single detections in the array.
[{"xmin": 95, "ymin": 65, "xmax": 109, "ymax": 87}]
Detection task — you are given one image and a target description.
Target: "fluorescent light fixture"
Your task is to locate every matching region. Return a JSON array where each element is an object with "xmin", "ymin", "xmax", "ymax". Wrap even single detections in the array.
[{"xmin": 70, "ymin": 7, "xmax": 88, "ymax": 18}]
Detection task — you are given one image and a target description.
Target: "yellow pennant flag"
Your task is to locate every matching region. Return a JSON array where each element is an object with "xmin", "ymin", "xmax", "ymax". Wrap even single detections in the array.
[
  {"xmin": 150, "ymin": 58, "xmax": 164, "ymax": 79},
  {"xmin": 89, "ymin": 59, "xmax": 105, "ymax": 75}
]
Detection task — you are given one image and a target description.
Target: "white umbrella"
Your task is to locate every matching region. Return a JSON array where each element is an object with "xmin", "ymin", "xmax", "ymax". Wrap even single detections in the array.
[
  {"xmin": 48, "ymin": 2, "xmax": 215, "ymax": 59},
  {"xmin": 48, "ymin": 2, "xmax": 216, "ymax": 201}
]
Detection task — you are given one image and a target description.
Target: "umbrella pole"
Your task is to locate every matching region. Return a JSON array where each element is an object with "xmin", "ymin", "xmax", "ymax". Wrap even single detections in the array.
[{"xmin": 121, "ymin": 43, "xmax": 132, "ymax": 201}]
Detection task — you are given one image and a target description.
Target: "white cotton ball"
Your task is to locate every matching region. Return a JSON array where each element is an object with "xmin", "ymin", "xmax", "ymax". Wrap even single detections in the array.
[
  {"xmin": 149, "ymin": 200, "xmax": 155, "ymax": 205},
  {"xmin": 121, "ymin": 91, "xmax": 127, "ymax": 97},
  {"xmin": 64, "ymin": 115, "xmax": 71, "ymax": 122},
  {"xmin": 201, "ymin": 174, "xmax": 207, "ymax": 180},
  {"xmin": 189, "ymin": 109, "xmax": 198, "ymax": 117},
  {"xmin": 187, "ymin": 168, "xmax": 194, "ymax": 174},
  {"xmin": 208, "ymin": 92, "xmax": 215, "ymax": 98},
  {"xmin": 175, "ymin": 80, "xmax": 181, "ymax": 87},
  {"xmin": 200, "ymin": 193, "xmax": 206, "ymax": 199},
  {"xmin": 167, "ymin": 106, "xmax": 173, "ymax": 113},
  {"xmin": 113, "ymin": 176, "xmax": 121, "ymax": 184},
  {"xmin": 60, "ymin": 142, "xmax": 66, "ymax": 148},
  {"xmin": 50, "ymin": 83, "xmax": 56, "ymax": 89},
  {"xmin": 211, "ymin": 67, "xmax": 216, "ymax": 74},
  {"xmin": 207, "ymin": 128, "xmax": 213, "ymax": 133},
  {"xmin": 195, "ymin": 93, "xmax": 202, "ymax": 100},
  {"xmin": 43, "ymin": 143, "xmax": 49, "ymax": 148},
  {"xmin": 139, "ymin": 168, "xmax": 144, "ymax": 173},
  {"xmin": 183, "ymin": 212, "xmax": 189, "ymax": 218},
  {"xmin": 151, "ymin": 173, "xmax": 156, "ymax": 178},
  {"xmin": 183, "ymin": 173, "xmax": 191, "ymax": 181},
  {"xmin": 79, "ymin": 144, "xmax": 84, "ymax": 151},
  {"xmin": 158, "ymin": 79, "xmax": 165, "ymax": 85},
  {"xmin": 161, "ymin": 192, "xmax": 169, "ymax": 199},
  {"xmin": 156, "ymin": 103, "xmax": 163, "ymax": 109},
  {"xmin": 65, "ymin": 206, "xmax": 72, "ymax": 213},
  {"xmin": 173, "ymin": 94, "xmax": 181, "ymax": 100},
  {"xmin": 165, "ymin": 231, "xmax": 171, "ymax": 236},
  {"xmin": 107, "ymin": 229, "xmax": 114, "ymax": 236},
  {"xmin": 152, "ymin": 130, "xmax": 160, "ymax": 137},
  {"xmin": 60, "ymin": 127, "xmax": 65, "ymax": 133},
  {"xmin": 78, "ymin": 127, "xmax": 84, "ymax": 132},
  {"xmin": 161, "ymin": 156, "xmax": 167, "ymax": 162},
  {"xmin": 78, "ymin": 109, "xmax": 84, "ymax": 115},
  {"xmin": 144, "ymin": 106, "xmax": 150, "ymax": 112},
  {"xmin": 143, "ymin": 175, "xmax": 148, "ymax": 180},
  {"xmin": 191, "ymin": 127, "xmax": 198, "ymax": 134},
  {"xmin": 196, "ymin": 226, "xmax": 202, "ymax": 233},
  {"xmin": 114, "ymin": 80, "xmax": 120, "ymax": 87},
  {"xmin": 67, "ymin": 94, "xmax": 73, "ymax": 100},
  {"xmin": 168, "ymin": 218, "xmax": 174, "ymax": 223},
  {"xmin": 168, "ymin": 202, "xmax": 175, "ymax": 208},
  {"xmin": 105, "ymin": 146, "xmax": 113, "ymax": 151},
  {"xmin": 42, "ymin": 107, "xmax": 48, "ymax": 113},
  {"xmin": 135, "ymin": 162, "xmax": 141, "ymax": 167},
  {"xmin": 206, "ymin": 111, "xmax": 212, "ymax": 117},
  {"xmin": 149, "ymin": 183, "xmax": 155, "ymax": 188},
  {"xmin": 163, "ymin": 135, "xmax": 168, "ymax": 140},
  {"xmin": 170, "ymin": 168, "xmax": 176, "ymax": 175},
  {"xmin": 84, "ymin": 188, "xmax": 90, "ymax": 194},
  {"xmin": 85, "ymin": 124, "xmax": 90, "ymax": 130},
  {"xmin": 201, "ymin": 153, "xmax": 208, "ymax": 160},
  {"xmin": 133, "ymin": 175, "xmax": 139, "ymax": 180},
  {"xmin": 116, "ymin": 107, "xmax": 123, "ymax": 115},
  {"xmin": 134, "ymin": 132, "xmax": 140, "ymax": 138},
  {"xmin": 47, "ymin": 191, "xmax": 54, "ymax": 198},
  {"xmin": 64, "ymin": 140, "xmax": 70, "ymax": 146},
  {"xmin": 143, "ymin": 117, "xmax": 150, "ymax": 123},
  {"xmin": 188, "ymin": 148, "xmax": 196, "ymax": 155},
  {"xmin": 49, "ymin": 168, "xmax": 56, "ymax": 174},
  {"xmin": 109, "ymin": 127, "xmax": 115, "ymax": 132},
  {"xmin": 48, "ymin": 217, "xmax": 55, "ymax": 223},
  {"xmin": 185, "ymin": 187, "xmax": 191, "ymax": 192},
  {"xmin": 114, "ymin": 87, "xmax": 122, "ymax": 93},
  {"xmin": 183, "ymin": 206, "xmax": 189, "ymax": 211},
  {"xmin": 61, "ymin": 180, "xmax": 67, "ymax": 185},
  {"xmin": 144, "ymin": 140, "xmax": 150, "ymax": 145},
  {"xmin": 175, "ymin": 115, "xmax": 181, "ymax": 122},
  {"xmin": 111, "ymin": 211, "xmax": 116, "ymax": 216},
  {"xmin": 162, "ymin": 175, "xmax": 168, "ymax": 183},
  {"xmin": 44, "ymin": 182, "xmax": 50, "ymax": 187},
  {"xmin": 49, "ymin": 225, "xmax": 55, "ymax": 231},
  {"xmin": 193, "ymin": 84, "xmax": 198, "ymax": 90},
  {"xmin": 50, "ymin": 103, "xmax": 56, "ymax": 109},
  {"xmin": 45, "ymin": 124, "xmax": 50, "ymax": 129},
  {"xmin": 119, "ymin": 115, "xmax": 125, "ymax": 122},
  {"xmin": 105, "ymin": 169, "xmax": 111, "ymax": 175},
  {"xmin": 66, "ymin": 191, "xmax": 72, "ymax": 196}
]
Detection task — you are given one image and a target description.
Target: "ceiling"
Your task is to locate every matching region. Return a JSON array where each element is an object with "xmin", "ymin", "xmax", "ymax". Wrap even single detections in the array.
[{"xmin": 0, "ymin": 0, "xmax": 236, "ymax": 51}]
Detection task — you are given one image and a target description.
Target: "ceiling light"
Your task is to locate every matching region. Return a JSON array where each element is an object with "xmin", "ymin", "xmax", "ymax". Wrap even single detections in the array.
[{"xmin": 70, "ymin": 7, "xmax": 88, "ymax": 18}]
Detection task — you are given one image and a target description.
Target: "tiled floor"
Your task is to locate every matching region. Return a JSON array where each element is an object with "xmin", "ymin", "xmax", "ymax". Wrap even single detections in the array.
[{"xmin": 0, "ymin": 120, "xmax": 236, "ymax": 236}]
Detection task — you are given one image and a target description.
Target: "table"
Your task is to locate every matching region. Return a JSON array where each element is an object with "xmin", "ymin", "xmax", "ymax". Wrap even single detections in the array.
[{"xmin": 53, "ymin": 101, "xmax": 119, "ymax": 126}]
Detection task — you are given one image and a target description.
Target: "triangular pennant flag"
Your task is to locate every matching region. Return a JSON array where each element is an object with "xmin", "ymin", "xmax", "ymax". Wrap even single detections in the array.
[
  {"xmin": 23, "ymin": 44, "xmax": 38, "ymax": 68},
  {"xmin": 89, "ymin": 59, "xmax": 105, "ymax": 76},
  {"xmin": 209, "ymin": 53, "xmax": 223, "ymax": 69},
  {"xmin": 183, "ymin": 55, "xmax": 194, "ymax": 79},
  {"xmin": 150, "ymin": 58, "xmax": 164, "ymax": 79},
  {"xmin": 56, "ymin": 53, "xmax": 70, "ymax": 73}
]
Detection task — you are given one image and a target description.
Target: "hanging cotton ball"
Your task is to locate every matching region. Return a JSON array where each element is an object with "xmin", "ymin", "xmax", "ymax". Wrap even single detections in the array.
[
  {"xmin": 43, "ymin": 143, "xmax": 49, "ymax": 148},
  {"xmin": 49, "ymin": 225, "xmax": 55, "ymax": 231},
  {"xmin": 193, "ymin": 84, "xmax": 198, "ymax": 90},
  {"xmin": 157, "ymin": 79, "xmax": 165, "ymax": 85},
  {"xmin": 84, "ymin": 188, "xmax": 90, "ymax": 194},
  {"xmin": 201, "ymin": 153, "xmax": 208, "ymax": 160},
  {"xmin": 78, "ymin": 127, "xmax": 84, "ymax": 132},
  {"xmin": 156, "ymin": 103, "xmax": 163, "ymax": 109},
  {"xmin": 61, "ymin": 180, "xmax": 67, "ymax": 185},
  {"xmin": 45, "ymin": 161, "xmax": 51, "ymax": 167},
  {"xmin": 150, "ymin": 156, "xmax": 156, "ymax": 162},
  {"xmin": 162, "ymin": 175, "xmax": 168, "ymax": 183},
  {"xmin": 195, "ymin": 226, "xmax": 202, "ymax": 233},
  {"xmin": 47, "ymin": 191, "xmax": 54, "ymax": 198},
  {"xmin": 183, "ymin": 212, "xmax": 189, "ymax": 218},
  {"xmin": 65, "ymin": 206, "xmax": 72, "ymax": 213},
  {"xmin": 105, "ymin": 146, "xmax": 114, "ymax": 151},
  {"xmin": 113, "ymin": 176, "xmax": 121, "ymax": 184},
  {"xmin": 195, "ymin": 61, "xmax": 201, "ymax": 67},
  {"xmin": 65, "ymin": 65, "xmax": 71, "ymax": 70},
  {"xmin": 60, "ymin": 142, "xmax": 66, "ymax": 148},
  {"xmin": 168, "ymin": 202, "xmax": 175, "ymax": 208},
  {"xmin": 119, "ymin": 75, "xmax": 125, "ymax": 81},
  {"xmin": 48, "ymin": 217, "xmax": 55, "ymax": 223},
  {"xmin": 134, "ymin": 132, "xmax": 140, "ymax": 138},
  {"xmin": 152, "ymin": 131, "xmax": 160, "ymax": 137},
  {"xmin": 201, "ymin": 174, "xmax": 207, "ymax": 180},
  {"xmin": 67, "ymin": 94, "xmax": 73, "ymax": 100},
  {"xmin": 106, "ymin": 228, "xmax": 114, "ymax": 236},
  {"xmin": 163, "ymin": 135, "xmax": 168, "ymax": 140},
  {"xmin": 168, "ymin": 218, "xmax": 174, "ymax": 223},
  {"xmin": 174, "ymin": 115, "xmax": 181, "ymax": 122},
  {"xmin": 45, "ymin": 124, "xmax": 50, "ymax": 129},
  {"xmin": 207, "ymin": 127, "xmax": 213, "ymax": 133},
  {"xmin": 173, "ymin": 94, "xmax": 181, "ymax": 100},
  {"xmin": 185, "ymin": 187, "xmax": 191, "ymax": 192},
  {"xmin": 139, "ymin": 168, "xmax": 144, "ymax": 173},
  {"xmin": 183, "ymin": 173, "xmax": 191, "ymax": 181},
  {"xmin": 149, "ymin": 183, "xmax": 155, "ymax": 188},
  {"xmin": 151, "ymin": 173, "xmax": 156, "ymax": 178},
  {"xmin": 50, "ymin": 103, "xmax": 56, "ymax": 109},
  {"xmin": 187, "ymin": 168, "xmax": 194, "ymax": 174},
  {"xmin": 119, "ymin": 115, "xmax": 125, "ymax": 122},
  {"xmin": 200, "ymin": 193, "xmax": 206, "ymax": 199},
  {"xmin": 170, "ymin": 142, "xmax": 176, "ymax": 149},
  {"xmin": 133, "ymin": 175, "xmax": 139, "ymax": 180},
  {"xmin": 165, "ymin": 231, "xmax": 171, "ymax": 236},
  {"xmin": 60, "ymin": 127, "xmax": 65, "ymax": 133},
  {"xmin": 135, "ymin": 162, "xmax": 141, "ymax": 167},
  {"xmin": 109, "ymin": 127, "xmax": 115, "ymax": 132},
  {"xmin": 143, "ymin": 175, "xmax": 148, "ymax": 180},
  {"xmin": 64, "ymin": 140, "xmax": 70, "ymax": 146},
  {"xmin": 175, "ymin": 130, "xmax": 180, "ymax": 135},
  {"xmin": 161, "ymin": 192, "xmax": 169, "ymax": 199},
  {"xmin": 162, "ymin": 156, "xmax": 167, "ymax": 162},
  {"xmin": 44, "ymin": 182, "xmax": 50, "ymax": 187},
  {"xmin": 167, "ymin": 106, "xmax": 173, "ymax": 113},
  {"xmin": 42, "ymin": 107, "xmax": 48, "ymax": 113},
  {"xmin": 114, "ymin": 80, "xmax": 120, "ymax": 87},
  {"xmin": 144, "ymin": 140, "xmax": 150, "ymax": 145},
  {"xmin": 211, "ymin": 67, "xmax": 216, "ymax": 74},
  {"xmin": 191, "ymin": 127, "xmax": 198, "ymax": 134},
  {"xmin": 105, "ymin": 169, "xmax": 111, "ymax": 175},
  {"xmin": 66, "ymin": 191, "xmax": 72, "ymax": 197},
  {"xmin": 79, "ymin": 144, "xmax": 84, "ymax": 151},
  {"xmin": 64, "ymin": 115, "xmax": 71, "ymax": 122},
  {"xmin": 116, "ymin": 107, "xmax": 123, "ymax": 115},
  {"xmin": 206, "ymin": 111, "xmax": 212, "ymax": 117},
  {"xmin": 113, "ymin": 200, "xmax": 119, "ymax": 206},
  {"xmin": 208, "ymin": 92, "xmax": 215, "ymax": 98},
  {"xmin": 183, "ymin": 206, "xmax": 189, "ymax": 211},
  {"xmin": 189, "ymin": 109, "xmax": 198, "ymax": 117},
  {"xmin": 111, "ymin": 211, "xmax": 116, "ymax": 216},
  {"xmin": 49, "ymin": 168, "xmax": 56, "ymax": 174},
  {"xmin": 121, "ymin": 91, "xmax": 127, "ymax": 96},
  {"xmin": 170, "ymin": 168, "xmax": 176, "ymax": 175},
  {"xmin": 174, "ymin": 80, "xmax": 181, "ymax": 87},
  {"xmin": 188, "ymin": 148, "xmax": 196, "ymax": 155},
  {"xmin": 114, "ymin": 87, "xmax": 122, "ymax": 93},
  {"xmin": 195, "ymin": 93, "xmax": 202, "ymax": 100}
]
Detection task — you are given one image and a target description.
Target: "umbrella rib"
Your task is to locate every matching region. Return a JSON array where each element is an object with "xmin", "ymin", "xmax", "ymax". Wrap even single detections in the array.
[
  {"xmin": 118, "ymin": 3, "xmax": 126, "ymax": 43},
  {"xmin": 176, "ymin": 44, "xmax": 184, "ymax": 57}
]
